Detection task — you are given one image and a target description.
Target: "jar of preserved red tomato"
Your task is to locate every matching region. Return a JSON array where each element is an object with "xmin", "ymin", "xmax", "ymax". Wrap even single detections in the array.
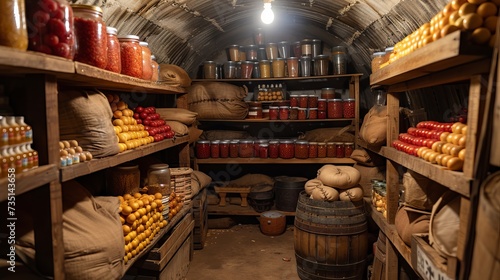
[
  {"xmin": 1, "ymin": 0, "xmax": 28, "ymax": 50},
  {"xmin": 295, "ymin": 140, "xmax": 309, "ymax": 159},
  {"xmin": 298, "ymin": 108, "xmax": 307, "ymax": 120},
  {"xmin": 196, "ymin": 140, "xmax": 210, "ymax": 159},
  {"xmin": 229, "ymin": 140, "xmax": 239, "ymax": 158},
  {"xmin": 72, "ymin": 4, "xmax": 107, "ymax": 68},
  {"xmin": 269, "ymin": 140, "xmax": 279, "ymax": 158},
  {"xmin": 344, "ymin": 142, "xmax": 354, "ymax": 157},
  {"xmin": 326, "ymin": 142, "xmax": 336, "ymax": 157},
  {"xmin": 318, "ymin": 110, "xmax": 326, "ymax": 119},
  {"xmin": 308, "ymin": 95, "xmax": 318, "ymax": 108},
  {"xmin": 26, "ymin": 0, "xmax": 74, "ymax": 58},
  {"xmin": 105, "ymin": 27, "xmax": 121, "ymax": 73},
  {"xmin": 335, "ymin": 142, "xmax": 345, "ymax": 158},
  {"xmin": 262, "ymin": 108, "xmax": 269, "ymax": 119},
  {"xmin": 269, "ymin": 106, "xmax": 279, "ymax": 120},
  {"xmin": 259, "ymin": 144, "xmax": 269, "ymax": 159},
  {"xmin": 308, "ymin": 142, "xmax": 318, "ymax": 158},
  {"xmin": 343, "ymin": 98, "xmax": 355, "ymax": 118},
  {"xmin": 254, "ymin": 140, "xmax": 268, "ymax": 158},
  {"xmin": 139, "ymin": 41, "xmax": 153, "ymax": 80},
  {"xmin": 298, "ymin": 95, "xmax": 308, "ymax": 108},
  {"xmin": 151, "ymin": 55, "xmax": 159, "ymax": 82},
  {"xmin": 308, "ymin": 108, "xmax": 318, "ymax": 119},
  {"xmin": 327, "ymin": 99, "xmax": 343, "ymax": 119},
  {"xmin": 321, "ymin": 88, "xmax": 335, "ymax": 99},
  {"xmin": 210, "ymin": 140, "xmax": 220, "ymax": 158},
  {"xmin": 239, "ymin": 139, "xmax": 254, "ymax": 158},
  {"xmin": 317, "ymin": 142, "xmax": 327, "ymax": 158},
  {"xmin": 289, "ymin": 107, "xmax": 298, "ymax": 120},
  {"xmin": 290, "ymin": 95, "xmax": 299, "ymax": 107},
  {"xmin": 220, "ymin": 140, "xmax": 230, "ymax": 158},
  {"xmin": 317, "ymin": 99, "xmax": 327, "ymax": 111},
  {"xmin": 279, "ymin": 106, "xmax": 289, "ymax": 120},
  {"xmin": 279, "ymin": 140, "xmax": 295, "ymax": 159},
  {"xmin": 248, "ymin": 106, "xmax": 263, "ymax": 119},
  {"xmin": 118, "ymin": 35, "xmax": 143, "ymax": 78}
]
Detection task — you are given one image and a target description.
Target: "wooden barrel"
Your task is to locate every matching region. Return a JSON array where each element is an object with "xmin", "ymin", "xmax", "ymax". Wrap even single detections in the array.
[{"xmin": 294, "ymin": 191, "xmax": 368, "ymax": 280}]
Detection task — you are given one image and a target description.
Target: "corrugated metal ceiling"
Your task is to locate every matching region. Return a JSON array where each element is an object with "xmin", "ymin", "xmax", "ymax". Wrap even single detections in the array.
[{"xmin": 70, "ymin": 0, "xmax": 448, "ymax": 79}]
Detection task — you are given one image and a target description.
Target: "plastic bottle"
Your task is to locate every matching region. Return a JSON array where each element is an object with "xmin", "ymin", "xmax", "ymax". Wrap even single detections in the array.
[
  {"xmin": 1, "ymin": 116, "xmax": 8, "ymax": 147},
  {"xmin": 15, "ymin": 116, "xmax": 32, "ymax": 143},
  {"xmin": 6, "ymin": 116, "xmax": 20, "ymax": 145}
]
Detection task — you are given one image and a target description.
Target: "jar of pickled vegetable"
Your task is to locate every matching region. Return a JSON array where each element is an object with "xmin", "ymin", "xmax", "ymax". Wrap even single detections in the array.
[
  {"xmin": 269, "ymin": 106, "xmax": 279, "ymax": 120},
  {"xmin": 210, "ymin": 140, "xmax": 220, "ymax": 158},
  {"xmin": 317, "ymin": 99, "xmax": 327, "ymax": 111},
  {"xmin": 118, "ymin": 35, "xmax": 143, "ymax": 78},
  {"xmin": 318, "ymin": 110, "xmax": 326, "ymax": 119},
  {"xmin": 279, "ymin": 106, "xmax": 289, "ymax": 120},
  {"xmin": 326, "ymin": 142, "xmax": 336, "ymax": 157},
  {"xmin": 220, "ymin": 140, "xmax": 230, "ymax": 158},
  {"xmin": 289, "ymin": 107, "xmax": 298, "ymax": 120},
  {"xmin": 317, "ymin": 142, "xmax": 327, "ymax": 158},
  {"xmin": 139, "ymin": 41, "xmax": 153, "ymax": 80},
  {"xmin": 345, "ymin": 142, "xmax": 354, "ymax": 157},
  {"xmin": 290, "ymin": 95, "xmax": 299, "ymax": 107},
  {"xmin": 298, "ymin": 108, "xmax": 307, "ymax": 120},
  {"xmin": 308, "ymin": 108, "xmax": 318, "ymax": 119},
  {"xmin": 269, "ymin": 140, "xmax": 279, "ymax": 158},
  {"xmin": 308, "ymin": 95, "xmax": 318, "ymax": 108},
  {"xmin": 72, "ymin": 4, "xmax": 107, "ymax": 68},
  {"xmin": 308, "ymin": 142, "xmax": 318, "ymax": 158},
  {"xmin": 343, "ymin": 98, "xmax": 355, "ymax": 118},
  {"xmin": 239, "ymin": 140, "xmax": 254, "ymax": 158},
  {"xmin": 294, "ymin": 140, "xmax": 309, "ymax": 159},
  {"xmin": 196, "ymin": 140, "xmax": 210, "ymax": 159},
  {"xmin": 279, "ymin": 140, "xmax": 294, "ymax": 159},
  {"xmin": 327, "ymin": 99, "xmax": 343, "ymax": 119},
  {"xmin": 105, "ymin": 27, "xmax": 121, "ymax": 73},
  {"xmin": 335, "ymin": 142, "xmax": 345, "ymax": 158},
  {"xmin": 27, "ymin": 0, "xmax": 75, "ymax": 58},
  {"xmin": 259, "ymin": 144, "xmax": 269, "ymax": 159},
  {"xmin": 229, "ymin": 140, "xmax": 239, "ymax": 158},
  {"xmin": 298, "ymin": 95, "xmax": 308, "ymax": 108},
  {"xmin": 254, "ymin": 140, "xmax": 268, "ymax": 158},
  {"xmin": 259, "ymin": 60, "xmax": 271, "ymax": 78},
  {"xmin": 0, "ymin": 0, "xmax": 28, "ymax": 50}
]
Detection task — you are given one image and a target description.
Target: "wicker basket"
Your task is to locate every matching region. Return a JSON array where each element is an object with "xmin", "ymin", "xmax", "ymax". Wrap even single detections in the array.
[{"xmin": 170, "ymin": 167, "xmax": 193, "ymax": 205}]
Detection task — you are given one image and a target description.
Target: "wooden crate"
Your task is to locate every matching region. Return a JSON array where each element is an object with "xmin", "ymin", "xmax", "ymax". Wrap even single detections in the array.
[
  {"xmin": 192, "ymin": 188, "xmax": 208, "ymax": 249},
  {"xmin": 411, "ymin": 234, "xmax": 457, "ymax": 280}
]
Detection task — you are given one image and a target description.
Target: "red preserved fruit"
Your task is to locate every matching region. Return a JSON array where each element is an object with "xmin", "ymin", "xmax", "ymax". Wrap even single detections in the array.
[
  {"xmin": 74, "ymin": 17, "xmax": 108, "ymax": 68},
  {"xmin": 52, "ymin": 42, "xmax": 71, "ymax": 57},
  {"xmin": 43, "ymin": 34, "xmax": 59, "ymax": 46}
]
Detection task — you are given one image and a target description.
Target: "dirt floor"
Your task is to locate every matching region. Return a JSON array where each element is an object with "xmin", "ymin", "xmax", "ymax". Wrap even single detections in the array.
[{"xmin": 185, "ymin": 222, "xmax": 301, "ymax": 280}]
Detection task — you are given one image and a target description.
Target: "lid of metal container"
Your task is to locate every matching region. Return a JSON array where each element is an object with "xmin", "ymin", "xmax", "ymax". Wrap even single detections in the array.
[
  {"xmin": 149, "ymin": 163, "xmax": 169, "ymax": 170},
  {"xmin": 315, "ymin": 54, "xmax": 330, "ymax": 59},
  {"xmin": 118, "ymin": 35, "xmax": 140, "ymax": 41},
  {"xmin": 295, "ymin": 140, "xmax": 309, "ymax": 145},
  {"xmin": 261, "ymin": 210, "xmax": 285, "ymax": 218},
  {"xmin": 139, "ymin": 41, "xmax": 149, "ymax": 47},
  {"xmin": 197, "ymin": 140, "xmax": 210, "ymax": 144},
  {"xmin": 71, "ymin": 4, "xmax": 103, "ymax": 14},
  {"xmin": 372, "ymin": 51, "xmax": 386, "ymax": 57},
  {"xmin": 106, "ymin": 27, "xmax": 117, "ymax": 35}
]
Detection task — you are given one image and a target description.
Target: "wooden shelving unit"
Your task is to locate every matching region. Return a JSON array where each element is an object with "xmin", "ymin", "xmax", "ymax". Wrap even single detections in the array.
[
  {"xmin": 198, "ymin": 118, "xmax": 355, "ymax": 123},
  {"xmin": 0, "ymin": 164, "xmax": 58, "ymax": 201},
  {"xmin": 208, "ymin": 204, "xmax": 295, "ymax": 216},
  {"xmin": 194, "ymin": 157, "xmax": 355, "ymax": 165}
]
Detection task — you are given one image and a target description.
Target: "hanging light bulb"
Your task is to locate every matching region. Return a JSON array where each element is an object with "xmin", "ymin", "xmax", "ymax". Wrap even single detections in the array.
[{"xmin": 261, "ymin": 2, "xmax": 274, "ymax": 24}]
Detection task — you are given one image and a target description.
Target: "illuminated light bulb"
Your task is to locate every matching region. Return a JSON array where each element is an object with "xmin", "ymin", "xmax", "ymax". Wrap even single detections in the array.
[{"xmin": 261, "ymin": 3, "xmax": 274, "ymax": 24}]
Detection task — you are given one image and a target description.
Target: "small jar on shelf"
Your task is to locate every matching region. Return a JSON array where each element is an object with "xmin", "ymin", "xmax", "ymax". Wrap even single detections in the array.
[
  {"xmin": 239, "ymin": 139, "xmax": 254, "ymax": 158},
  {"xmin": 0, "ymin": 0, "xmax": 28, "ymax": 50},
  {"xmin": 139, "ymin": 41, "xmax": 153, "ymax": 80},
  {"xmin": 220, "ymin": 140, "xmax": 230, "ymax": 158},
  {"xmin": 294, "ymin": 140, "xmax": 309, "ymax": 159},
  {"xmin": 105, "ymin": 27, "xmax": 121, "ymax": 73},
  {"xmin": 326, "ymin": 142, "xmax": 336, "ymax": 158},
  {"xmin": 308, "ymin": 142, "xmax": 318, "ymax": 158},
  {"xmin": 269, "ymin": 106, "xmax": 279, "ymax": 120},
  {"xmin": 254, "ymin": 140, "xmax": 268, "ymax": 158},
  {"xmin": 196, "ymin": 140, "xmax": 210, "ymax": 159},
  {"xmin": 279, "ymin": 140, "xmax": 294, "ymax": 159},
  {"xmin": 259, "ymin": 144, "xmax": 269, "ymax": 159},
  {"xmin": 317, "ymin": 142, "xmax": 327, "ymax": 158},
  {"xmin": 344, "ymin": 142, "xmax": 354, "ymax": 157},
  {"xmin": 327, "ymin": 99, "xmax": 343, "ymax": 119},
  {"xmin": 229, "ymin": 140, "xmax": 239, "ymax": 158},
  {"xmin": 118, "ymin": 35, "xmax": 143, "ymax": 78},
  {"xmin": 308, "ymin": 108, "xmax": 318, "ymax": 119},
  {"xmin": 298, "ymin": 108, "xmax": 307, "ymax": 120},
  {"xmin": 335, "ymin": 142, "xmax": 345, "ymax": 158},
  {"xmin": 210, "ymin": 140, "xmax": 220, "ymax": 158},
  {"xmin": 72, "ymin": 4, "xmax": 107, "ymax": 68},
  {"xmin": 279, "ymin": 106, "xmax": 289, "ymax": 120},
  {"xmin": 343, "ymin": 98, "xmax": 355, "ymax": 118}
]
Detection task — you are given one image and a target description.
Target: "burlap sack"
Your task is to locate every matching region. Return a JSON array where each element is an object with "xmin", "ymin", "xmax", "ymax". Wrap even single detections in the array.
[
  {"xmin": 229, "ymin": 173, "xmax": 275, "ymax": 188},
  {"xmin": 158, "ymin": 64, "xmax": 192, "ymax": 87},
  {"xmin": 188, "ymin": 82, "xmax": 249, "ymax": 119},
  {"xmin": 157, "ymin": 108, "xmax": 198, "ymax": 125},
  {"xmin": 402, "ymin": 170, "xmax": 447, "ymax": 211},
  {"xmin": 298, "ymin": 126, "xmax": 355, "ymax": 143},
  {"xmin": 191, "ymin": 170, "xmax": 212, "ymax": 196},
  {"xmin": 350, "ymin": 148, "xmax": 386, "ymax": 167},
  {"xmin": 353, "ymin": 163, "xmax": 385, "ymax": 197},
  {"xmin": 430, "ymin": 191, "xmax": 461, "ymax": 258},
  {"xmin": 15, "ymin": 181, "xmax": 124, "ymax": 279},
  {"xmin": 59, "ymin": 89, "xmax": 119, "ymax": 158},
  {"xmin": 360, "ymin": 105, "xmax": 387, "ymax": 146},
  {"xmin": 395, "ymin": 206, "xmax": 431, "ymax": 246},
  {"xmin": 189, "ymin": 125, "xmax": 203, "ymax": 144},
  {"xmin": 165, "ymin": 120, "xmax": 189, "ymax": 136},
  {"xmin": 200, "ymin": 130, "xmax": 251, "ymax": 141}
]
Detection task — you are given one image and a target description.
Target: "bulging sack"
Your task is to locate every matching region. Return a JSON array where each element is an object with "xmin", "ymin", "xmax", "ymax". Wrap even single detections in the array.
[{"xmin": 188, "ymin": 82, "xmax": 249, "ymax": 119}]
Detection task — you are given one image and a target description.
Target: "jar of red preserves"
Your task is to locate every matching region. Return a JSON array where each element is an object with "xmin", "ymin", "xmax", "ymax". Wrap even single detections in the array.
[
  {"xmin": 72, "ymin": 4, "xmax": 107, "ymax": 68},
  {"xmin": 343, "ymin": 98, "xmax": 355, "ymax": 118},
  {"xmin": 308, "ymin": 95, "xmax": 318, "ymax": 108},
  {"xmin": 289, "ymin": 107, "xmax": 298, "ymax": 120},
  {"xmin": 308, "ymin": 108, "xmax": 318, "ymax": 119},
  {"xmin": 27, "ymin": 0, "xmax": 74, "ymax": 58},
  {"xmin": 269, "ymin": 140, "xmax": 279, "ymax": 158},
  {"xmin": 327, "ymin": 99, "xmax": 343, "ymax": 119},
  {"xmin": 308, "ymin": 142, "xmax": 318, "ymax": 158},
  {"xmin": 239, "ymin": 139, "xmax": 254, "ymax": 158},
  {"xmin": 118, "ymin": 35, "xmax": 143, "ymax": 78},
  {"xmin": 317, "ymin": 142, "xmax": 327, "ymax": 158},
  {"xmin": 344, "ymin": 142, "xmax": 354, "ymax": 157},
  {"xmin": 317, "ymin": 99, "xmax": 327, "ymax": 111},
  {"xmin": 210, "ymin": 140, "xmax": 220, "ymax": 158},
  {"xmin": 254, "ymin": 140, "xmax": 268, "ymax": 158},
  {"xmin": 196, "ymin": 140, "xmax": 210, "ymax": 159},
  {"xmin": 279, "ymin": 140, "xmax": 295, "ymax": 159},
  {"xmin": 269, "ymin": 106, "xmax": 279, "ymax": 120},
  {"xmin": 229, "ymin": 140, "xmax": 239, "ymax": 158},
  {"xmin": 259, "ymin": 144, "xmax": 269, "ymax": 159},
  {"xmin": 279, "ymin": 106, "xmax": 289, "ymax": 120},
  {"xmin": 290, "ymin": 95, "xmax": 299, "ymax": 107},
  {"xmin": 335, "ymin": 142, "xmax": 345, "ymax": 158},
  {"xmin": 295, "ymin": 140, "xmax": 309, "ymax": 159},
  {"xmin": 139, "ymin": 41, "xmax": 153, "ymax": 80},
  {"xmin": 318, "ymin": 110, "xmax": 326, "ymax": 119},
  {"xmin": 326, "ymin": 142, "xmax": 336, "ymax": 157},
  {"xmin": 220, "ymin": 140, "xmax": 230, "ymax": 158},
  {"xmin": 298, "ymin": 95, "xmax": 308, "ymax": 108},
  {"xmin": 298, "ymin": 108, "xmax": 307, "ymax": 120},
  {"xmin": 105, "ymin": 27, "xmax": 121, "ymax": 73}
]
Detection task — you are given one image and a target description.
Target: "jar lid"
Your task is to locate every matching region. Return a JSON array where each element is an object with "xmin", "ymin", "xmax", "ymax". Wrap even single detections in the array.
[
  {"xmin": 295, "ymin": 140, "xmax": 309, "ymax": 145},
  {"xmin": 301, "ymin": 39, "xmax": 312, "ymax": 43},
  {"xmin": 328, "ymin": 98, "xmax": 342, "ymax": 101},
  {"xmin": 197, "ymin": 140, "xmax": 211, "ymax": 144},
  {"xmin": 299, "ymin": 94, "xmax": 308, "ymax": 97},
  {"xmin": 242, "ymin": 61, "xmax": 254, "ymax": 64},
  {"xmin": 318, "ymin": 98, "xmax": 327, "ymax": 101},
  {"xmin": 269, "ymin": 140, "xmax": 279, "ymax": 144},
  {"xmin": 230, "ymin": 139, "xmax": 240, "ymax": 143},
  {"xmin": 259, "ymin": 60, "xmax": 270, "ymax": 64},
  {"xmin": 309, "ymin": 142, "xmax": 318, "ymax": 145},
  {"xmin": 279, "ymin": 140, "xmax": 294, "ymax": 144},
  {"xmin": 345, "ymin": 142, "xmax": 354, "ymax": 145},
  {"xmin": 308, "ymin": 108, "xmax": 318, "ymax": 110},
  {"xmin": 326, "ymin": 142, "xmax": 335, "ymax": 144},
  {"xmin": 322, "ymin": 87, "xmax": 334, "ymax": 90},
  {"xmin": 226, "ymin": 61, "xmax": 236, "ymax": 65},
  {"xmin": 256, "ymin": 139, "xmax": 268, "ymax": 143},
  {"xmin": 335, "ymin": 142, "xmax": 344, "ymax": 145},
  {"xmin": 211, "ymin": 140, "xmax": 221, "ymax": 144},
  {"xmin": 290, "ymin": 94, "xmax": 299, "ymax": 97},
  {"xmin": 298, "ymin": 108, "xmax": 307, "ymax": 111},
  {"xmin": 344, "ymin": 98, "xmax": 355, "ymax": 101},
  {"xmin": 118, "ymin": 35, "xmax": 140, "ymax": 41},
  {"xmin": 287, "ymin": 57, "xmax": 299, "ymax": 60},
  {"xmin": 71, "ymin": 4, "xmax": 103, "ymax": 14},
  {"xmin": 317, "ymin": 142, "xmax": 326, "ymax": 145},
  {"xmin": 106, "ymin": 27, "xmax": 117, "ymax": 35},
  {"xmin": 266, "ymin": 42, "xmax": 277, "ymax": 46},
  {"xmin": 247, "ymin": 44, "xmax": 257, "ymax": 48},
  {"xmin": 139, "ymin": 41, "xmax": 149, "ymax": 47},
  {"xmin": 372, "ymin": 51, "xmax": 386, "ymax": 57},
  {"xmin": 269, "ymin": 106, "xmax": 279, "ymax": 109},
  {"xmin": 279, "ymin": 41, "xmax": 289, "ymax": 44},
  {"xmin": 279, "ymin": 106, "xmax": 289, "ymax": 109},
  {"xmin": 308, "ymin": 94, "xmax": 318, "ymax": 97},
  {"xmin": 149, "ymin": 163, "xmax": 169, "ymax": 170},
  {"xmin": 259, "ymin": 143, "xmax": 269, "ymax": 147},
  {"xmin": 220, "ymin": 140, "xmax": 231, "ymax": 143},
  {"xmin": 315, "ymin": 55, "xmax": 330, "ymax": 59},
  {"xmin": 204, "ymin": 60, "xmax": 216, "ymax": 64},
  {"xmin": 228, "ymin": 44, "xmax": 239, "ymax": 48},
  {"xmin": 239, "ymin": 139, "xmax": 254, "ymax": 144}
]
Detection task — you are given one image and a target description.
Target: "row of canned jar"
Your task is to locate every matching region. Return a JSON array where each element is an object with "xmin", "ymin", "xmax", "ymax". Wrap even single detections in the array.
[{"xmin": 196, "ymin": 139, "xmax": 354, "ymax": 160}]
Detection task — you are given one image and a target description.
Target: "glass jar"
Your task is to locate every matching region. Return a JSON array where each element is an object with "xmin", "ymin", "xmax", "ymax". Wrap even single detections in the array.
[
  {"xmin": 308, "ymin": 95, "xmax": 318, "ymax": 108},
  {"xmin": 345, "ymin": 142, "xmax": 354, "ymax": 157},
  {"xmin": 317, "ymin": 142, "xmax": 327, "ymax": 158},
  {"xmin": 210, "ymin": 140, "xmax": 220, "ymax": 158},
  {"xmin": 272, "ymin": 58, "xmax": 285, "ymax": 78},
  {"xmin": 27, "ymin": 0, "xmax": 74, "ymax": 58},
  {"xmin": 247, "ymin": 45, "xmax": 258, "ymax": 61},
  {"xmin": 298, "ymin": 108, "xmax": 307, "ymax": 120},
  {"xmin": 151, "ymin": 55, "xmax": 159, "ymax": 82},
  {"xmin": 335, "ymin": 142, "xmax": 345, "ymax": 158},
  {"xmin": 235, "ymin": 61, "xmax": 242, "ymax": 78},
  {"xmin": 290, "ymin": 95, "xmax": 299, "ymax": 107},
  {"xmin": 292, "ymin": 41, "xmax": 302, "ymax": 57},
  {"xmin": 254, "ymin": 28, "xmax": 264, "ymax": 45},
  {"xmin": 287, "ymin": 57, "xmax": 299, "ymax": 77},
  {"xmin": 139, "ymin": 41, "xmax": 153, "ymax": 80},
  {"xmin": 327, "ymin": 99, "xmax": 343, "ymax": 119},
  {"xmin": 331, "ymin": 46, "xmax": 347, "ymax": 75},
  {"xmin": 289, "ymin": 107, "xmax": 298, "ymax": 120},
  {"xmin": 105, "ymin": 27, "xmax": 121, "ymax": 73},
  {"xmin": 223, "ymin": 61, "xmax": 237, "ymax": 79},
  {"xmin": 254, "ymin": 140, "xmax": 268, "ymax": 158},
  {"xmin": 301, "ymin": 39, "xmax": 312, "ymax": 57},
  {"xmin": 196, "ymin": 140, "xmax": 211, "ymax": 159},
  {"xmin": 220, "ymin": 140, "xmax": 230, "ymax": 158},
  {"xmin": 147, "ymin": 163, "xmax": 171, "ymax": 193},
  {"xmin": 308, "ymin": 142, "xmax": 318, "ymax": 158},
  {"xmin": 300, "ymin": 55, "xmax": 312, "ymax": 77},
  {"xmin": 317, "ymin": 99, "xmax": 327, "ymax": 111},
  {"xmin": 257, "ymin": 47, "xmax": 267, "ymax": 61},
  {"xmin": 295, "ymin": 140, "xmax": 309, "ymax": 159},
  {"xmin": 326, "ymin": 142, "xmax": 336, "ymax": 157},
  {"xmin": 312, "ymin": 39, "xmax": 322, "ymax": 58},
  {"xmin": 0, "ymin": 0, "xmax": 28, "ymax": 50},
  {"xmin": 259, "ymin": 144, "xmax": 269, "ymax": 159},
  {"xmin": 239, "ymin": 140, "xmax": 254, "ymax": 158},
  {"xmin": 299, "ymin": 95, "xmax": 308, "ymax": 108},
  {"xmin": 108, "ymin": 164, "xmax": 140, "ymax": 195},
  {"xmin": 248, "ymin": 106, "xmax": 262, "ymax": 119},
  {"xmin": 118, "ymin": 35, "xmax": 143, "ymax": 78},
  {"xmin": 269, "ymin": 140, "xmax": 279, "ymax": 158},
  {"xmin": 269, "ymin": 106, "xmax": 279, "ymax": 120},
  {"xmin": 343, "ymin": 98, "xmax": 356, "ymax": 118},
  {"xmin": 252, "ymin": 61, "xmax": 260, "ymax": 78},
  {"xmin": 278, "ymin": 41, "xmax": 290, "ymax": 58},
  {"xmin": 239, "ymin": 45, "xmax": 247, "ymax": 61},
  {"xmin": 229, "ymin": 140, "xmax": 240, "ymax": 158},
  {"xmin": 371, "ymin": 51, "xmax": 386, "ymax": 73},
  {"xmin": 228, "ymin": 44, "xmax": 240, "ymax": 61},
  {"xmin": 265, "ymin": 42, "xmax": 278, "ymax": 60},
  {"xmin": 279, "ymin": 106, "xmax": 289, "ymax": 120},
  {"xmin": 262, "ymin": 108, "xmax": 269, "ymax": 119},
  {"xmin": 314, "ymin": 54, "xmax": 329, "ymax": 76},
  {"xmin": 259, "ymin": 60, "xmax": 271, "ymax": 78},
  {"xmin": 318, "ymin": 110, "xmax": 326, "ymax": 119},
  {"xmin": 321, "ymin": 88, "xmax": 335, "ymax": 99},
  {"xmin": 241, "ymin": 61, "xmax": 254, "ymax": 79},
  {"xmin": 308, "ymin": 108, "xmax": 318, "ymax": 120},
  {"xmin": 279, "ymin": 140, "xmax": 294, "ymax": 159},
  {"xmin": 72, "ymin": 4, "xmax": 107, "ymax": 68},
  {"xmin": 203, "ymin": 61, "xmax": 216, "ymax": 79}
]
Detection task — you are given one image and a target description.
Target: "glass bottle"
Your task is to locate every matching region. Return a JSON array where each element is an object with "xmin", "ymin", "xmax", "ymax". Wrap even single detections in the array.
[
  {"xmin": 105, "ymin": 26, "xmax": 121, "ymax": 73},
  {"xmin": 6, "ymin": 116, "xmax": 20, "ymax": 145},
  {"xmin": 118, "ymin": 35, "xmax": 143, "ymax": 78},
  {"xmin": 0, "ymin": 0, "xmax": 28, "ymax": 50},
  {"xmin": 14, "ymin": 116, "xmax": 30, "ymax": 143},
  {"xmin": 139, "ymin": 41, "xmax": 153, "ymax": 80},
  {"xmin": 72, "ymin": 4, "xmax": 108, "ymax": 68},
  {"xmin": 1, "ymin": 116, "xmax": 9, "ymax": 147},
  {"xmin": 147, "ymin": 164, "xmax": 171, "ymax": 193}
]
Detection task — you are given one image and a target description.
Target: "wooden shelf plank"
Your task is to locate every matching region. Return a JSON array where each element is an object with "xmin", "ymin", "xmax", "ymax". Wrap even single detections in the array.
[
  {"xmin": 411, "ymin": 234, "xmax": 455, "ymax": 280},
  {"xmin": 198, "ymin": 118, "xmax": 355, "ymax": 123},
  {"xmin": 370, "ymin": 31, "xmax": 490, "ymax": 87},
  {"xmin": 61, "ymin": 136, "xmax": 189, "ymax": 182},
  {"xmin": 195, "ymin": 157, "xmax": 356, "ymax": 165},
  {"xmin": 192, "ymin": 74, "xmax": 363, "ymax": 83},
  {"xmin": 208, "ymin": 203, "xmax": 295, "ymax": 216},
  {"xmin": 0, "ymin": 46, "xmax": 74, "ymax": 74},
  {"xmin": 0, "ymin": 164, "xmax": 58, "ymax": 202}
]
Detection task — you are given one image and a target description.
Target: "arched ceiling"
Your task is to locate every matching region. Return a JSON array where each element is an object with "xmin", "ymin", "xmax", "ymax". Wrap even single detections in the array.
[{"xmin": 71, "ymin": 0, "xmax": 448, "ymax": 80}]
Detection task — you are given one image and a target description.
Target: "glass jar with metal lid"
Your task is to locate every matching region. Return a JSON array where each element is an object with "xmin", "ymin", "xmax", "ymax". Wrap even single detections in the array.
[
  {"xmin": 279, "ymin": 140, "xmax": 295, "ymax": 159},
  {"xmin": 1, "ymin": 0, "xmax": 28, "ymax": 50},
  {"xmin": 294, "ymin": 140, "xmax": 309, "ymax": 159},
  {"xmin": 239, "ymin": 139, "xmax": 254, "ymax": 158},
  {"xmin": 139, "ymin": 41, "xmax": 153, "ymax": 80},
  {"xmin": 118, "ymin": 35, "xmax": 143, "ymax": 78},
  {"xmin": 105, "ymin": 27, "xmax": 121, "ymax": 73},
  {"xmin": 147, "ymin": 163, "xmax": 171, "ymax": 193},
  {"xmin": 72, "ymin": 4, "xmax": 108, "ymax": 68}
]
